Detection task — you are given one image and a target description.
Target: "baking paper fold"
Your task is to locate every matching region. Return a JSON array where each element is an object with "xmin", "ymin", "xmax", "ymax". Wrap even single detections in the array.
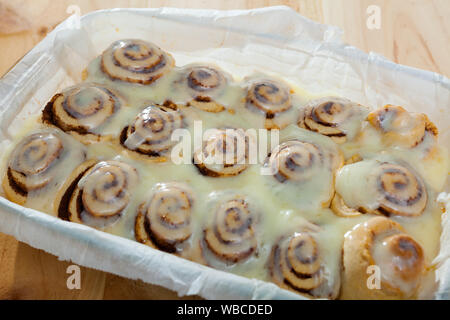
[{"xmin": 0, "ymin": 6, "xmax": 448, "ymax": 299}]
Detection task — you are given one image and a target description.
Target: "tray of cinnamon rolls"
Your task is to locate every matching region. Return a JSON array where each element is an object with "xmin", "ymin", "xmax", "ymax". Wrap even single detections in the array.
[{"xmin": 0, "ymin": 8, "xmax": 449, "ymax": 300}]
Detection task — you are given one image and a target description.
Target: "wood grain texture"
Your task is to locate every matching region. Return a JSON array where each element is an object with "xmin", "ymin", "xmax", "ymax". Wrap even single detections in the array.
[{"xmin": 0, "ymin": 0, "xmax": 448, "ymax": 300}]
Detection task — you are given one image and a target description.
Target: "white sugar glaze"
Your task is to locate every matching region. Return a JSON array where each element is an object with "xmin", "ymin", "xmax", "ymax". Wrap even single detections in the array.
[{"xmin": 1, "ymin": 40, "xmax": 448, "ymax": 299}]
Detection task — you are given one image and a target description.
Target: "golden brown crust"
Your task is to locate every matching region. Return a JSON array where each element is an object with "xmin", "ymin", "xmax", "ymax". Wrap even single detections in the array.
[
  {"xmin": 187, "ymin": 99, "xmax": 225, "ymax": 113},
  {"xmin": 134, "ymin": 209, "xmax": 157, "ymax": 249},
  {"xmin": 341, "ymin": 217, "xmax": 425, "ymax": 300},
  {"xmin": 367, "ymin": 105, "xmax": 438, "ymax": 148},
  {"xmin": 81, "ymin": 68, "xmax": 88, "ymax": 81},
  {"xmin": 330, "ymin": 193, "xmax": 363, "ymax": 218},
  {"xmin": 2, "ymin": 168, "xmax": 27, "ymax": 205}
]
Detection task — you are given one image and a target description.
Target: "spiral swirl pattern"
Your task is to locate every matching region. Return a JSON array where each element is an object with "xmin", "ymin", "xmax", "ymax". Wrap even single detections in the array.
[
  {"xmin": 135, "ymin": 183, "xmax": 193, "ymax": 253},
  {"xmin": 246, "ymin": 80, "xmax": 292, "ymax": 116},
  {"xmin": 341, "ymin": 217, "xmax": 425, "ymax": 299},
  {"xmin": 42, "ymin": 83, "xmax": 121, "ymax": 141},
  {"xmin": 101, "ymin": 39, "xmax": 174, "ymax": 85},
  {"xmin": 203, "ymin": 197, "xmax": 257, "ymax": 263},
  {"xmin": 184, "ymin": 66, "xmax": 227, "ymax": 112},
  {"xmin": 382, "ymin": 234, "xmax": 425, "ymax": 281},
  {"xmin": 333, "ymin": 161, "xmax": 427, "ymax": 218},
  {"xmin": 298, "ymin": 97, "xmax": 365, "ymax": 143},
  {"xmin": 374, "ymin": 162, "xmax": 427, "ymax": 217},
  {"xmin": 245, "ymin": 79, "xmax": 293, "ymax": 130},
  {"xmin": 193, "ymin": 129, "xmax": 249, "ymax": 177},
  {"xmin": 61, "ymin": 160, "xmax": 138, "ymax": 228},
  {"xmin": 269, "ymin": 232, "xmax": 327, "ymax": 297},
  {"xmin": 187, "ymin": 66, "xmax": 225, "ymax": 93},
  {"xmin": 121, "ymin": 104, "xmax": 183, "ymax": 157},
  {"xmin": 266, "ymin": 140, "xmax": 325, "ymax": 183},
  {"xmin": 6, "ymin": 132, "xmax": 63, "ymax": 197},
  {"xmin": 367, "ymin": 105, "xmax": 437, "ymax": 148}
]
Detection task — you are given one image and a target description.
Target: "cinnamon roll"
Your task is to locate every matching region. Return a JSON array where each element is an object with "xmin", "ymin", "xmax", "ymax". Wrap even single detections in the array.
[
  {"xmin": 333, "ymin": 160, "xmax": 427, "ymax": 217},
  {"xmin": 3, "ymin": 130, "xmax": 86, "ymax": 206},
  {"xmin": 193, "ymin": 128, "xmax": 250, "ymax": 177},
  {"xmin": 42, "ymin": 83, "xmax": 122, "ymax": 144},
  {"xmin": 120, "ymin": 104, "xmax": 184, "ymax": 161},
  {"xmin": 246, "ymin": 79, "xmax": 293, "ymax": 130},
  {"xmin": 266, "ymin": 140, "xmax": 324, "ymax": 183},
  {"xmin": 181, "ymin": 65, "xmax": 228, "ymax": 113},
  {"xmin": 101, "ymin": 39, "xmax": 175, "ymax": 85},
  {"xmin": 269, "ymin": 230, "xmax": 340, "ymax": 299},
  {"xmin": 202, "ymin": 195, "xmax": 258, "ymax": 265},
  {"xmin": 364, "ymin": 105, "xmax": 447, "ymax": 192},
  {"xmin": 135, "ymin": 183, "xmax": 194, "ymax": 255},
  {"xmin": 367, "ymin": 105, "xmax": 438, "ymax": 148},
  {"xmin": 56, "ymin": 160, "xmax": 138, "ymax": 229},
  {"xmin": 264, "ymin": 128, "xmax": 343, "ymax": 210},
  {"xmin": 341, "ymin": 216, "xmax": 425, "ymax": 299},
  {"xmin": 298, "ymin": 97, "xmax": 369, "ymax": 143}
]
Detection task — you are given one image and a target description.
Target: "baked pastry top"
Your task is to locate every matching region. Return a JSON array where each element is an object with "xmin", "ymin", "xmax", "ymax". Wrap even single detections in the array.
[{"xmin": 1, "ymin": 39, "xmax": 448, "ymax": 300}]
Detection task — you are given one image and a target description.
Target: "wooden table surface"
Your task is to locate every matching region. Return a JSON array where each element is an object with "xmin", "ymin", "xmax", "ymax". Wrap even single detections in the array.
[{"xmin": 0, "ymin": 0, "xmax": 449, "ymax": 300}]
